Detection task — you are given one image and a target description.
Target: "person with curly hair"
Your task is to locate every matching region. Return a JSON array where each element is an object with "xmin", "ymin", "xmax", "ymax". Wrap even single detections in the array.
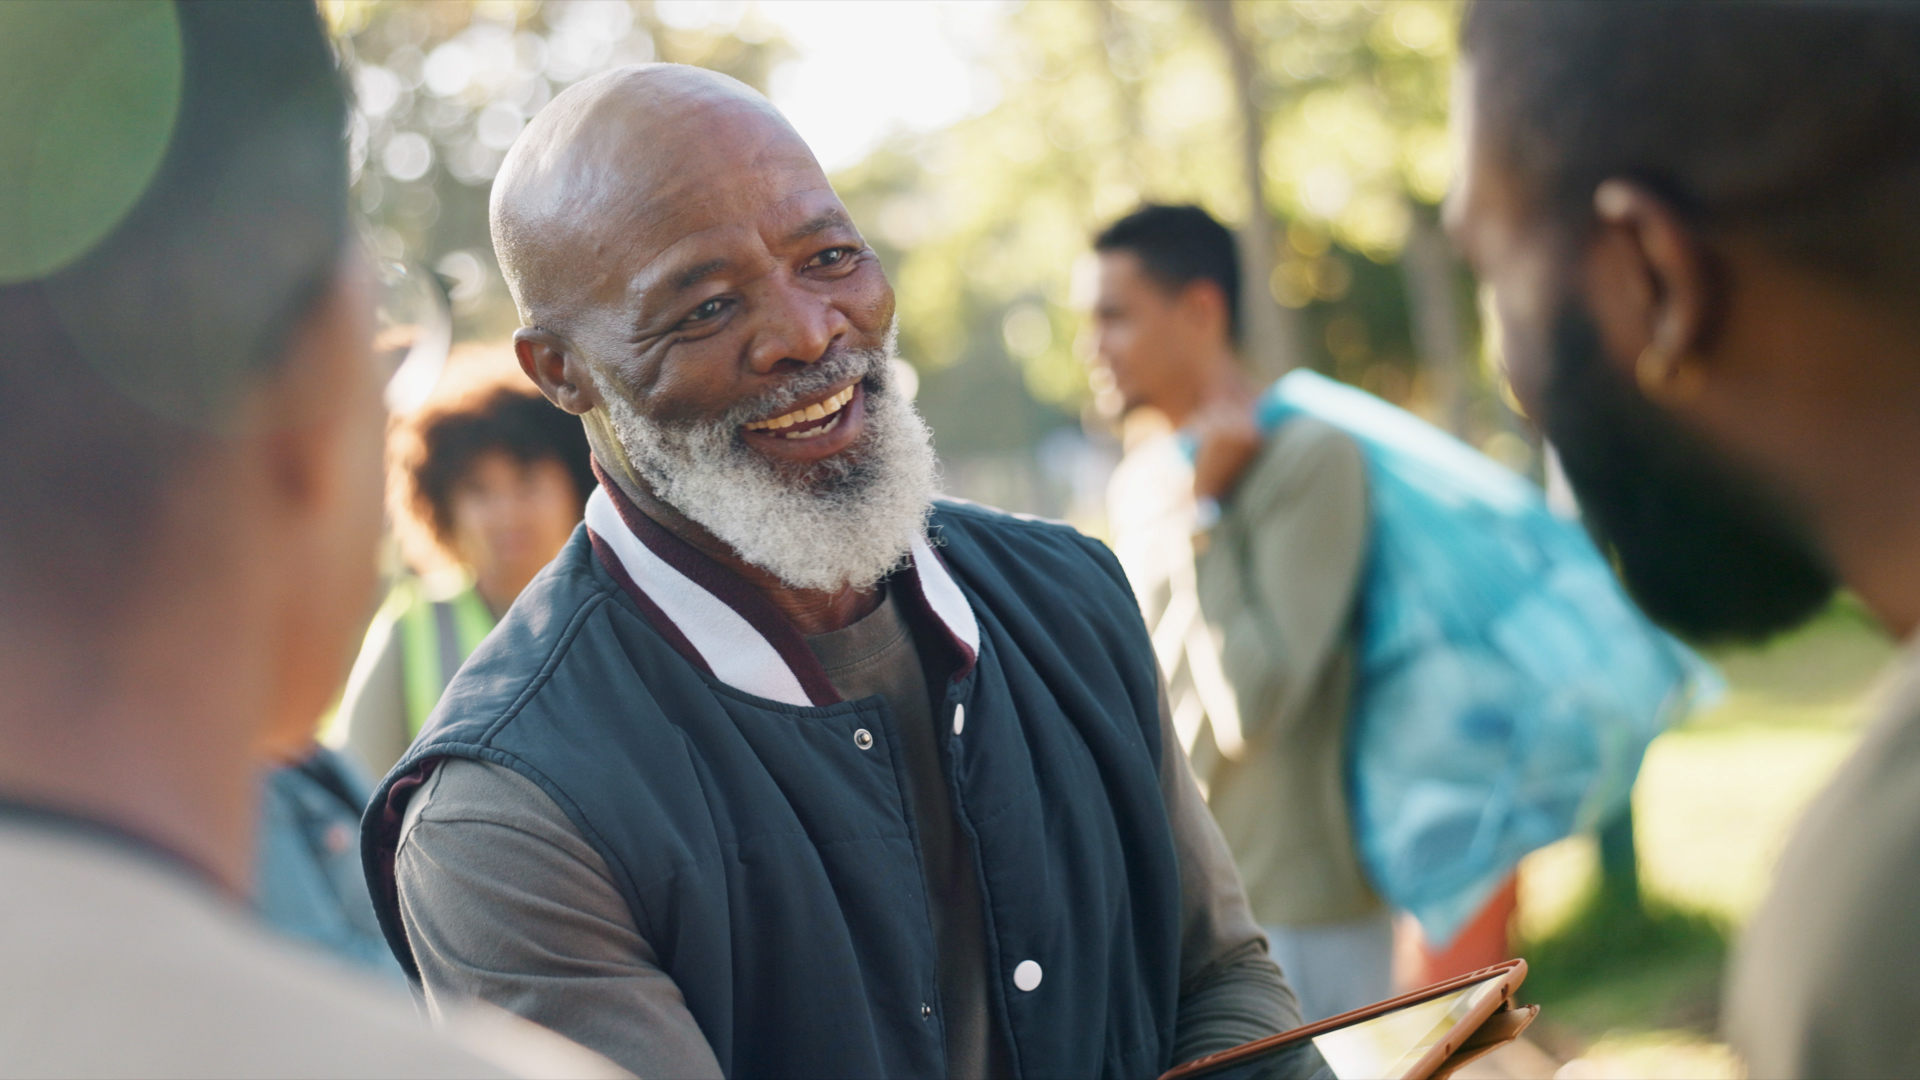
[{"xmin": 326, "ymin": 368, "xmax": 592, "ymax": 776}]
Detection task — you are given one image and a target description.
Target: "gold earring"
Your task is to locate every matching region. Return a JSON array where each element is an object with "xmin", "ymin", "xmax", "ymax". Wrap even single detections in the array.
[{"xmin": 1635, "ymin": 346, "xmax": 1703, "ymax": 404}]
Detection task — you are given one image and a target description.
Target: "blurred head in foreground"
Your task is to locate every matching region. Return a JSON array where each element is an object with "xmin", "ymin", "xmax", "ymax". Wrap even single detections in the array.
[
  {"xmin": 391, "ymin": 365, "xmax": 594, "ymax": 615},
  {"xmin": 494, "ymin": 64, "xmax": 936, "ymax": 596},
  {"xmin": 0, "ymin": 0, "xmax": 372, "ymax": 889},
  {"xmin": 1089, "ymin": 204, "xmax": 1243, "ymax": 425},
  {"xmin": 1451, "ymin": 0, "xmax": 1920, "ymax": 643}
]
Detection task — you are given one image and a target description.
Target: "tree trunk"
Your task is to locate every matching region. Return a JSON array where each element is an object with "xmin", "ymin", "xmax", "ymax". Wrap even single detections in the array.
[{"xmin": 1196, "ymin": 0, "xmax": 1303, "ymax": 378}]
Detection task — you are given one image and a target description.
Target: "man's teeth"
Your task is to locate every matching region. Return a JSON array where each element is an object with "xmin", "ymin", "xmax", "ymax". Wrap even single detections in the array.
[{"xmin": 743, "ymin": 385, "xmax": 855, "ymax": 435}]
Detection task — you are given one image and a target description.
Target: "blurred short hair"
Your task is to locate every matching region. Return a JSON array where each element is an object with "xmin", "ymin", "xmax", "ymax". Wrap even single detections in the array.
[
  {"xmin": 1093, "ymin": 204, "xmax": 1242, "ymax": 343},
  {"xmin": 1461, "ymin": 0, "xmax": 1920, "ymax": 292},
  {"xmin": 0, "ymin": 1, "xmax": 348, "ymax": 615},
  {"xmin": 389, "ymin": 371, "xmax": 594, "ymax": 569}
]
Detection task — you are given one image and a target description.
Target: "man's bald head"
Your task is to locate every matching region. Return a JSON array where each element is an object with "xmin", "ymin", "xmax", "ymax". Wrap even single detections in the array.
[{"xmin": 490, "ymin": 64, "xmax": 818, "ymax": 335}]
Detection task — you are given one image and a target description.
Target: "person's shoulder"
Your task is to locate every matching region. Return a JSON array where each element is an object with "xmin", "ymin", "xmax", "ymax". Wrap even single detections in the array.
[
  {"xmin": 1726, "ymin": 651, "xmax": 1920, "ymax": 1076},
  {"xmin": 424, "ymin": 531, "xmax": 621, "ymax": 741},
  {"xmin": 494, "ymin": 527, "xmax": 617, "ymax": 634},
  {"xmin": 434, "ymin": 529, "xmax": 617, "ymax": 679},
  {"xmin": 403, "ymin": 757, "xmax": 584, "ymax": 850},
  {"xmin": 929, "ymin": 498, "xmax": 1133, "ymax": 597},
  {"xmin": 931, "ymin": 498, "xmax": 1114, "ymax": 561},
  {"xmin": 0, "ymin": 823, "xmax": 624, "ymax": 1078},
  {"xmin": 1251, "ymin": 414, "xmax": 1364, "ymax": 481},
  {"xmin": 1232, "ymin": 414, "xmax": 1366, "ymax": 516}
]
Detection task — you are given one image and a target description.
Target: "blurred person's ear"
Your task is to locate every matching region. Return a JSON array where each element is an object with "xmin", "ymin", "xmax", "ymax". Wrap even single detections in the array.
[
  {"xmin": 516, "ymin": 328, "xmax": 602, "ymax": 417},
  {"xmin": 1175, "ymin": 278, "xmax": 1233, "ymax": 354},
  {"xmin": 244, "ymin": 255, "xmax": 386, "ymax": 757},
  {"xmin": 1582, "ymin": 180, "xmax": 1720, "ymax": 408}
]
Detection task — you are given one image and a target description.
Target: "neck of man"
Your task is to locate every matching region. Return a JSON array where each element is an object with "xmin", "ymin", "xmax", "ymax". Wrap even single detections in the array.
[
  {"xmin": 0, "ymin": 587, "xmax": 266, "ymax": 896},
  {"xmin": 1709, "ymin": 268, "xmax": 1920, "ymax": 640},
  {"xmin": 1793, "ymin": 355, "xmax": 1920, "ymax": 641},
  {"xmin": 1163, "ymin": 343, "xmax": 1259, "ymax": 429},
  {"xmin": 589, "ymin": 423, "xmax": 883, "ymax": 636}
]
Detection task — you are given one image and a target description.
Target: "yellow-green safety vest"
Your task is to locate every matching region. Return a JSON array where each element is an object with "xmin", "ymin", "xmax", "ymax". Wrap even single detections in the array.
[{"xmin": 389, "ymin": 577, "xmax": 495, "ymax": 737}]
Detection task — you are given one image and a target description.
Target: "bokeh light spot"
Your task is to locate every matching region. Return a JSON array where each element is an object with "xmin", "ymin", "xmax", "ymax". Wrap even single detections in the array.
[{"xmin": 0, "ymin": 0, "xmax": 183, "ymax": 284}]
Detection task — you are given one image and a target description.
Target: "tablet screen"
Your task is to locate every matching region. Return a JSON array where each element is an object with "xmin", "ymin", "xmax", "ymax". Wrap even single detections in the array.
[
  {"xmin": 1307, "ymin": 974, "xmax": 1507, "ymax": 1079},
  {"xmin": 1180, "ymin": 974, "xmax": 1510, "ymax": 1080}
]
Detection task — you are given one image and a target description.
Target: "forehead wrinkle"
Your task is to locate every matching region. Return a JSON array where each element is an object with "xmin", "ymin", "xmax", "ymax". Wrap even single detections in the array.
[
  {"xmin": 786, "ymin": 209, "xmax": 853, "ymax": 243},
  {"xmin": 671, "ymin": 258, "xmax": 730, "ymax": 292},
  {"xmin": 492, "ymin": 63, "xmax": 815, "ymax": 326},
  {"xmin": 573, "ymin": 148, "xmax": 827, "ymax": 300},
  {"xmin": 613, "ymin": 187, "xmax": 852, "ymax": 321}
]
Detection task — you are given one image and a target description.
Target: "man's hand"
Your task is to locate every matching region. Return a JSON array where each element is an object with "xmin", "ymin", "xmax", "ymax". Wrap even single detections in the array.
[{"xmin": 1191, "ymin": 399, "xmax": 1264, "ymax": 503}]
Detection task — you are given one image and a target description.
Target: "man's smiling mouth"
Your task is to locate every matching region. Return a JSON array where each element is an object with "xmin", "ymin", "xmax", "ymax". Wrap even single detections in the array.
[{"xmin": 742, "ymin": 384, "xmax": 856, "ymax": 440}]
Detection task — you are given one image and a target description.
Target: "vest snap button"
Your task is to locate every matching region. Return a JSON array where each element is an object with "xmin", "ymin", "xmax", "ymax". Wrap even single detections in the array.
[
  {"xmin": 952, "ymin": 703, "xmax": 965, "ymax": 736},
  {"xmin": 921, "ymin": 1002, "xmax": 933, "ymax": 1020},
  {"xmin": 1013, "ymin": 959, "xmax": 1042, "ymax": 992},
  {"xmin": 853, "ymin": 728, "xmax": 874, "ymax": 750}
]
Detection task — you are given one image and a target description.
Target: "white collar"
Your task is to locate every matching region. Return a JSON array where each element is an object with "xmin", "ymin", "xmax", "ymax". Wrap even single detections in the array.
[{"xmin": 584, "ymin": 482, "xmax": 979, "ymax": 707}]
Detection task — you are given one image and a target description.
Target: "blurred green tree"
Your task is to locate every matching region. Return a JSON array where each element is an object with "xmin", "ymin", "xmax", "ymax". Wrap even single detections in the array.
[
  {"xmin": 322, "ymin": 0, "xmax": 790, "ymax": 343},
  {"xmin": 833, "ymin": 0, "xmax": 1519, "ymax": 466},
  {"xmin": 322, "ymin": 0, "xmax": 1522, "ymax": 512}
]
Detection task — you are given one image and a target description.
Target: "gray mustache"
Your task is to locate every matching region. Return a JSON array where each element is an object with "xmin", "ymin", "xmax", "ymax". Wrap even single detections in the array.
[{"xmin": 719, "ymin": 346, "xmax": 889, "ymax": 430}]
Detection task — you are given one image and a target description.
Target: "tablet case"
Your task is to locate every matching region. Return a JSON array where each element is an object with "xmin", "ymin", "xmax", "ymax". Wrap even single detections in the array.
[{"xmin": 1159, "ymin": 959, "xmax": 1536, "ymax": 1080}]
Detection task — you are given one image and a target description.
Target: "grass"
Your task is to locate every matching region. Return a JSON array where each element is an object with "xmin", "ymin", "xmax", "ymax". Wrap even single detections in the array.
[
  {"xmin": 1508, "ymin": 598, "xmax": 1898, "ymax": 1077},
  {"xmin": 1521, "ymin": 884, "xmax": 1731, "ymax": 1057}
]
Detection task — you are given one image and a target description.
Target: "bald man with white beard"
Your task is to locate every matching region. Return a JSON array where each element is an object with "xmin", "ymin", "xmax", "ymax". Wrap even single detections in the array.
[{"xmin": 361, "ymin": 65, "xmax": 1301, "ymax": 1079}]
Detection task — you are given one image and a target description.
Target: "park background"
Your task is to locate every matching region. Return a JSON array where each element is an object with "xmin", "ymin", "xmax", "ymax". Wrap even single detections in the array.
[{"xmin": 319, "ymin": 2, "xmax": 1900, "ymax": 1076}]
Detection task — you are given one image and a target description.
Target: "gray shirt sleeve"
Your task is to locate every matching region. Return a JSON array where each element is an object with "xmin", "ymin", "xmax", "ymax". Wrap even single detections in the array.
[
  {"xmin": 396, "ymin": 759, "xmax": 724, "ymax": 1080},
  {"xmin": 395, "ymin": 609, "xmax": 1300, "ymax": 1077},
  {"xmin": 1161, "ymin": 671, "xmax": 1306, "ymax": 1065}
]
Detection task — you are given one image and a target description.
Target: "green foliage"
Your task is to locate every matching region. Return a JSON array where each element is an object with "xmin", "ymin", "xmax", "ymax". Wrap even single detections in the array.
[
  {"xmin": 835, "ymin": 0, "xmax": 1475, "ymax": 424},
  {"xmin": 323, "ymin": 0, "xmax": 790, "ymax": 342},
  {"xmin": 320, "ymin": 1, "xmax": 1502, "ymax": 498},
  {"xmin": 0, "ymin": 0, "xmax": 182, "ymax": 283}
]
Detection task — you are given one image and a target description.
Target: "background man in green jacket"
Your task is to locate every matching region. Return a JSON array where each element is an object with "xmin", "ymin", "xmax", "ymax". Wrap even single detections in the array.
[{"xmin": 1094, "ymin": 205, "xmax": 1390, "ymax": 1022}]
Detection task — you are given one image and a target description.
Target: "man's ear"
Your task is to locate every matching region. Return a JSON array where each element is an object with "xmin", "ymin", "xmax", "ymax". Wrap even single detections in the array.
[
  {"xmin": 1582, "ymin": 179, "xmax": 1721, "ymax": 404},
  {"xmin": 515, "ymin": 327, "xmax": 601, "ymax": 416},
  {"xmin": 254, "ymin": 257, "xmax": 380, "ymax": 510},
  {"xmin": 1177, "ymin": 279, "xmax": 1232, "ymax": 350}
]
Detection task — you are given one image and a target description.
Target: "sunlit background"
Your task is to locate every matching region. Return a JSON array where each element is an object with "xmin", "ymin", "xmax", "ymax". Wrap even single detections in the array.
[
  {"xmin": 323, "ymin": 0, "xmax": 1516, "ymax": 528},
  {"xmin": 318, "ymin": 4, "xmax": 1898, "ymax": 1077}
]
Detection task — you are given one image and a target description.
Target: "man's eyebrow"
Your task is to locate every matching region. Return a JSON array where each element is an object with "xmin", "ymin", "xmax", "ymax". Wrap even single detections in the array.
[
  {"xmin": 670, "ymin": 258, "xmax": 729, "ymax": 292},
  {"xmin": 785, "ymin": 210, "xmax": 853, "ymax": 244},
  {"xmin": 654, "ymin": 212, "xmax": 853, "ymax": 298}
]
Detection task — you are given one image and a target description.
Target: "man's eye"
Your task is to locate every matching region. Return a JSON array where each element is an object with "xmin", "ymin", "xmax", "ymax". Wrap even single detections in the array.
[
  {"xmin": 686, "ymin": 298, "xmax": 727, "ymax": 323},
  {"xmin": 814, "ymin": 247, "xmax": 852, "ymax": 268}
]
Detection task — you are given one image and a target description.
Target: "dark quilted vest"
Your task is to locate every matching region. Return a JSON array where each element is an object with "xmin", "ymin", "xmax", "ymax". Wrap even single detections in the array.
[{"xmin": 364, "ymin": 501, "xmax": 1182, "ymax": 1079}]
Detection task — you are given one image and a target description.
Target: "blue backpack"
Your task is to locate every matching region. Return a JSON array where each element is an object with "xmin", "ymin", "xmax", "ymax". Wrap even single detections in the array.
[{"xmin": 1255, "ymin": 370, "xmax": 1719, "ymax": 943}]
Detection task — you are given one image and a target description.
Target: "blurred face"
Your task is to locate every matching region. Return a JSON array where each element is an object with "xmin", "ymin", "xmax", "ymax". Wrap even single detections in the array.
[
  {"xmin": 449, "ymin": 451, "xmax": 581, "ymax": 605},
  {"xmin": 263, "ymin": 255, "xmax": 387, "ymax": 757},
  {"xmin": 1091, "ymin": 251, "xmax": 1206, "ymax": 418},
  {"xmin": 1445, "ymin": 63, "xmax": 1834, "ymax": 642}
]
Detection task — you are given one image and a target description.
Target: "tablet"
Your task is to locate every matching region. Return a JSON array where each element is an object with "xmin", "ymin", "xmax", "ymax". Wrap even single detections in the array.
[{"xmin": 1160, "ymin": 959, "xmax": 1534, "ymax": 1080}]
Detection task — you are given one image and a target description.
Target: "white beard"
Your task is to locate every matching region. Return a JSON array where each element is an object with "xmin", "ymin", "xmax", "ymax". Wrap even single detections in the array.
[{"xmin": 592, "ymin": 339, "xmax": 938, "ymax": 593}]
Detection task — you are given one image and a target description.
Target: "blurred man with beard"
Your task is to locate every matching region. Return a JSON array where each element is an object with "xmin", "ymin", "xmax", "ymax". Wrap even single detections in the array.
[
  {"xmin": 1450, "ymin": 3, "xmax": 1920, "ymax": 1075},
  {"xmin": 0, "ymin": 3, "xmax": 615, "ymax": 1076},
  {"xmin": 363, "ymin": 64, "xmax": 1300, "ymax": 1079}
]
